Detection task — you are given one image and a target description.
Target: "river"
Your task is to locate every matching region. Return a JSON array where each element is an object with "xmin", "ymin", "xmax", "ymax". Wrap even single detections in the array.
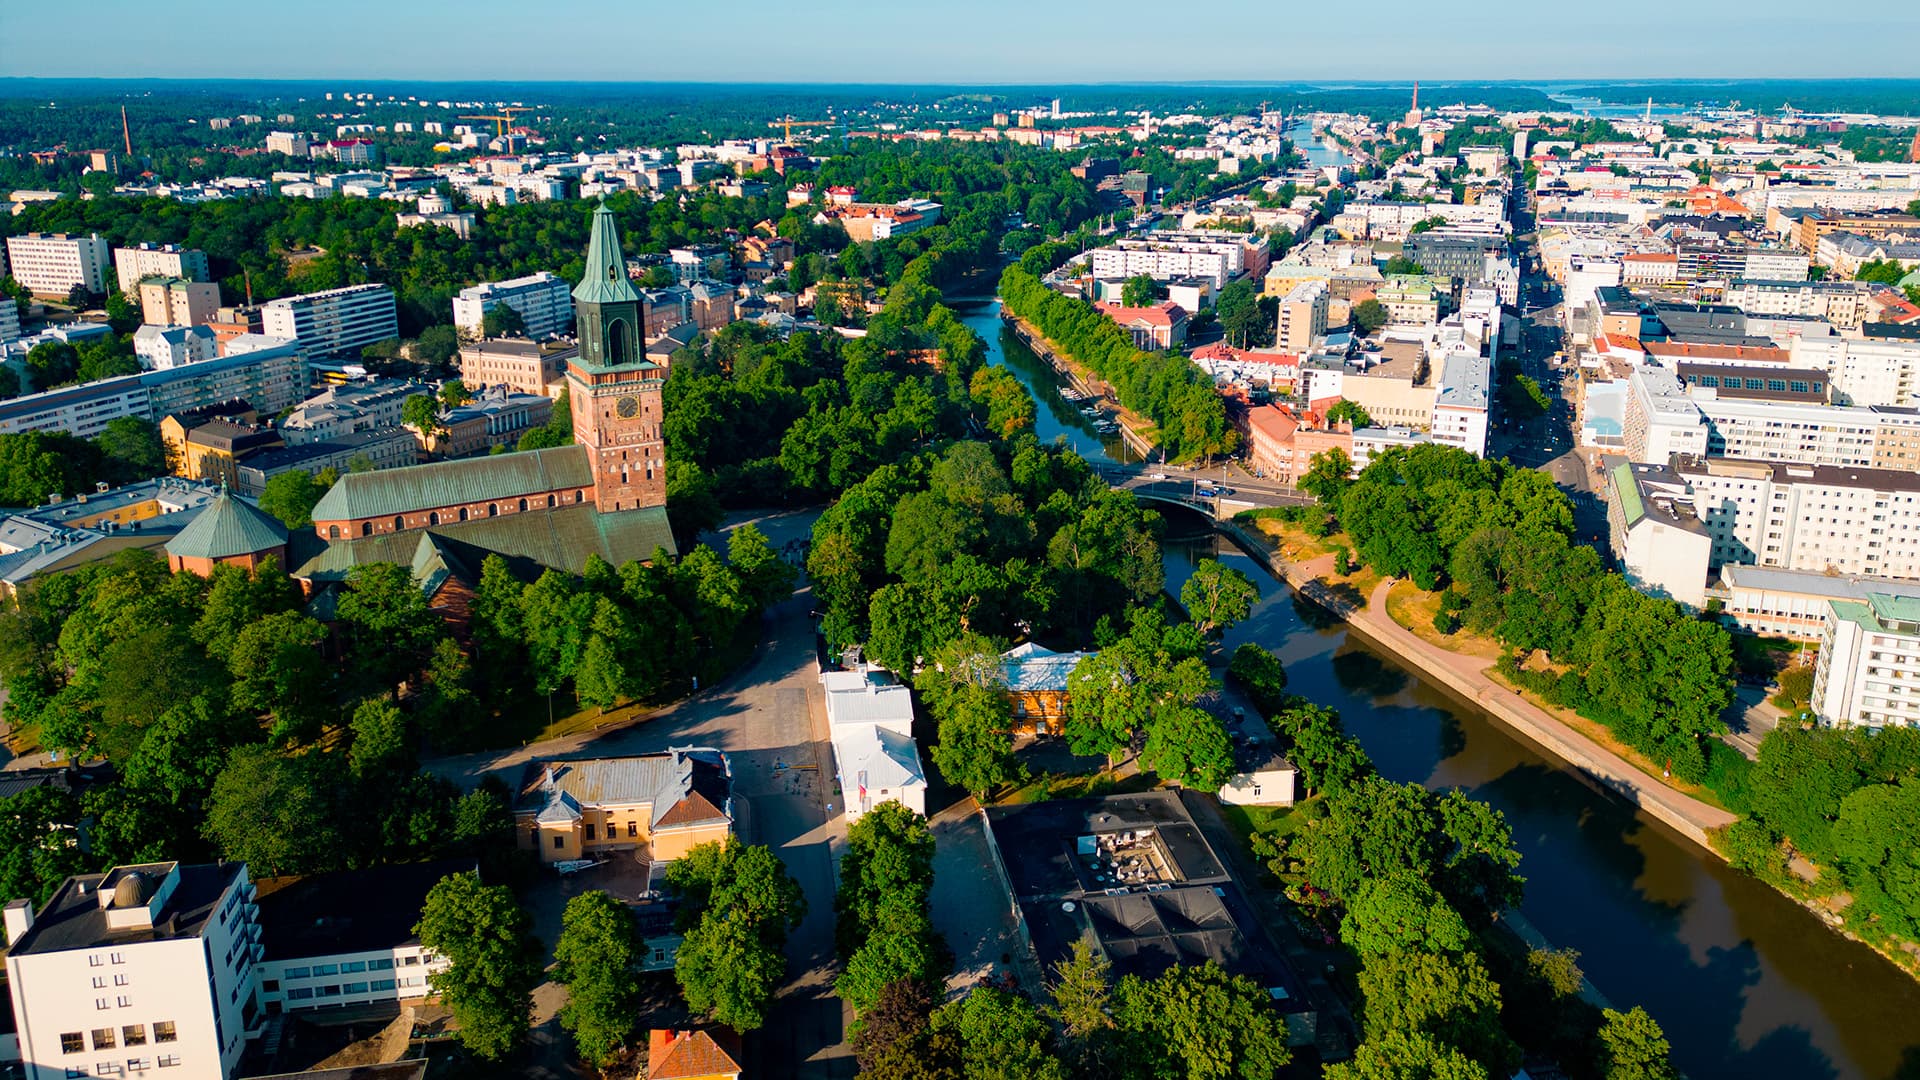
[{"xmin": 955, "ymin": 299, "xmax": 1920, "ymax": 1080}]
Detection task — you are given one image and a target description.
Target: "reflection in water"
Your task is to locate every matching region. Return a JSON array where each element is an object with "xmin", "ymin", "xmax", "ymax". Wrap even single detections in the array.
[{"xmin": 958, "ymin": 298, "xmax": 1920, "ymax": 1080}]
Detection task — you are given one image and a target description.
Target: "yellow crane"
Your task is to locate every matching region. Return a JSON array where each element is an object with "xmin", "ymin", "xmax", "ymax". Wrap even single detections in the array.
[
  {"xmin": 458, "ymin": 106, "xmax": 532, "ymax": 138},
  {"xmin": 768, "ymin": 115, "xmax": 834, "ymax": 144}
]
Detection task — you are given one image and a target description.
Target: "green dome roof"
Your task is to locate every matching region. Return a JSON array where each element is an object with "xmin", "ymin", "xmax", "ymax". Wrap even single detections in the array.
[{"xmin": 165, "ymin": 488, "xmax": 289, "ymax": 561}]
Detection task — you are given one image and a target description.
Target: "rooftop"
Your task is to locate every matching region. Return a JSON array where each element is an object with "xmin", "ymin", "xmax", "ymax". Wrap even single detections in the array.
[
  {"xmin": 255, "ymin": 859, "xmax": 473, "ymax": 961},
  {"xmin": 7, "ymin": 862, "xmax": 243, "ymax": 956},
  {"xmin": 164, "ymin": 487, "xmax": 288, "ymax": 560},
  {"xmin": 513, "ymin": 749, "xmax": 732, "ymax": 831},
  {"xmin": 309, "ymin": 444, "xmax": 592, "ymax": 522}
]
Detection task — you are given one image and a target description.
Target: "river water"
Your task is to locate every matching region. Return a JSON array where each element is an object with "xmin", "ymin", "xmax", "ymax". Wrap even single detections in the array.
[{"xmin": 956, "ymin": 300, "xmax": 1920, "ymax": 1080}]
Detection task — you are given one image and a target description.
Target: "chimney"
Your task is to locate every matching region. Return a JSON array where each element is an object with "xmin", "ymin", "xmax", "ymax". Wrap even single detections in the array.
[{"xmin": 4, "ymin": 898, "xmax": 34, "ymax": 946}]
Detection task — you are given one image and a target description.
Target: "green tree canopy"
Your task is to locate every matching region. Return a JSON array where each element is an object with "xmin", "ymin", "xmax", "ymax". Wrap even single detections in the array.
[
  {"xmin": 553, "ymin": 889, "xmax": 645, "ymax": 1067},
  {"xmin": 415, "ymin": 870, "xmax": 543, "ymax": 1061}
]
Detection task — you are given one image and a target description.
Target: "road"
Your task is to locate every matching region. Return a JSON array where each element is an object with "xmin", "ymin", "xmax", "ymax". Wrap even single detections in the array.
[{"xmin": 426, "ymin": 508, "xmax": 855, "ymax": 1079}]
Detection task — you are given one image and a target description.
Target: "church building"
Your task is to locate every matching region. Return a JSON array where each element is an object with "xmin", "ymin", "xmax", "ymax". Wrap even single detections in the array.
[{"xmin": 293, "ymin": 203, "xmax": 676, "ymax": 581}]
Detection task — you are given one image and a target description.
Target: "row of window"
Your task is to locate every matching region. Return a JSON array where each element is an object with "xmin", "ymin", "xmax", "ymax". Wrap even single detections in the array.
[
  {"xmin": 59, "ymin": 1023, "xmax": 176, "ymax": 1054},
  {"xmin": 284, "ymin": 978, "xmax": 400, "ymax": 1000},
  {"xmin": 279, "ymin": 955, "xmax": 414, "ymax": 980},
  {"xmin": 64, "ymin": 1054, "xmax": 181, "ymax": 1076}
]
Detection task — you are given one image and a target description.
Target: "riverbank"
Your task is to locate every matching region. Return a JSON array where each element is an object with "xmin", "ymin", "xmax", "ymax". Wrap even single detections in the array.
[{"xmin": 999, "ymin": 311, "xmax": 1162, "ymax": 459}]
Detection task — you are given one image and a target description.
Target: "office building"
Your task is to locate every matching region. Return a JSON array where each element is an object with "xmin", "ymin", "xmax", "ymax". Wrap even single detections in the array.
[
  {"xmin": 113, "ymin": 244, "xmax": 209, "ymax": 295},
  {"xmin": 1274, "ymin": 279, "xmax": 1328, "ymax": 353},
  {"xmin": 5, "ymin": 233, "xmax": 110, "ymax": 297},
  {"xmin": 1715, "ymin": 564, "xmax": 1920, "ymax": 640},
  {"xmin": 1792, "ymin": 336, "xmax": 1920, "ymax": 409},
  {"xmin": 252, "ymin": 860, "xmax": 463, "ymax": 1017},
  {"xmin": 4, "ymin": 861, "xmax": 260, "ymax": 1080},
  {"xmin": 1812, "ymin": 591, "xmax": 1920, "ymax": 728},
  {"xmin": 261, "ymin": 284, "xmax": 398, "ymax": 360},
  {"xmin": 458, "ymin": 339, "xmax": 576, "ymax": 397},
  {"xmin": 139, "ymin": 277, "xmax": 221, "ymax": 327},
  {"xmin": 450, "ymin": 272, "xmax": 574, "ymax": 341},
  {"xmin": 1432, "ymin": 350, "xmax": 1491, "ymax": 458}
]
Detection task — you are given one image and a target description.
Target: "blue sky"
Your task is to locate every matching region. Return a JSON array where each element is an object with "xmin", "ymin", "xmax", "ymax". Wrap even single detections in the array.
[{"xmin": 3, "ymin": 0, "xmax": 1916, "ymax": 82}]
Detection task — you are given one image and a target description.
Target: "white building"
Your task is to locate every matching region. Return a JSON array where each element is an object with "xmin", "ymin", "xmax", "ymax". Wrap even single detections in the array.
[
  {"xmin": 251, "ymin": 860, "xmax": 459, "ymax": 1017},
  {"xmin": 133, "ymin": 324, "xmax": 218, "ymax": 370},
  {"xmin": 1089, "ymin": 236, "xmax": 1245, "ymax": 289},
  {"xmin": 5, "ymin": 862, "xmax": 260, "ymax": 1080},
  {"xmin": 261, "ymin": 283, "xmax": 397, "ymax": 360},
  {"xmin": 5, "ymin": 233, "xmax": 110, "ymax": 297},
  {"xmin": 1676, "ymin": 455, "xmax": 1920, "ymax": 581},
  {"xmin": 265, "ymin": 131, "xmax": 309, "ymax": 157},
  {"xmin": 279, "ymin": 380, "xmax": 420, "ymax": 444},
  {"xmin": 1716, "ymin": 564, "xmax": 1920, "ymax": 640},
  {"xmin": 112, "ymin": 244, "xmax": 210, "ymax": 295},
  {"xmin": 1603, "ymin": 460, "xmax": 1713, "ymax": 608},
  {"xmin": 451, "ymin": 272, "xmax": 574, "ymax": 340},
  {"xmin": 1792, "ymin": 336, "xmax": 1920, "ymax": 410},
  {"xmin": 1274, "ymin": 279, "xmax": 1328, "ymax": 353},
  {"xmin": 822, "ymin": 664, "xmax": 928, "ymax": 822},
  {"xmin": 1726, "ymin": 279, "xmax": 1873, "ymax": 331},
  {"xmin": 1622, "ymin": 368, "xmax": 1710, "ymax": 464},
  {"xmin": 0, "ymin": 298, "xmax": 19, "ymax": 346},
  {"xmin": 1431, "ymin": 351, "xmax": 1492, "ymax": 458},
  {"xmin": 1812, "ymin": 591, "xmax": 1920, "ymax": 729}
]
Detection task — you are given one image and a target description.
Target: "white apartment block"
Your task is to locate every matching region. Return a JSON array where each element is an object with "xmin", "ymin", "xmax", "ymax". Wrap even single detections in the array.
[
  {"xmin": 1791, "ymin": 336, "xmax": 1920, "ymax": 409},
  {"xmin": 450, "ymin": 272, "xmax": 574, "ymax": 340},
  {"xmin": 0, "ymin": 299, "xmax": 19, "ymax": 346},
  {"xmin": 5, "ymin": 234, "xmax": 110, "ymax": 297},
  {"xmin": 264, "ymin": 131, "xmax": 309, "ymax": 157},
  {"xmin": 1274, "ymin": 279, "xmax": 1328, "ymax": 353},
  {"xmin": 133, "ymin": 325, "xmax": 218, "ymax": 370},
  {"xmin": 1715, "ymin": 564, "xmax": 1920, "ymax": 640},
  {"xmin": 1812, "ymin": 590, "xmax": 1920, "ymax": 729},
  {"xmin": 1622, "ymin": 368, "xmax": 1710, "ymax": 464},
  {"xmin": 112, "ymin": 244, "xmax": 210, "ymax": 294},
  {"xmin": 5, "ymin": 862, "xmax": 260, "ymax": 1080},
  {"xmin": 1089, "ymin": 233, "xmax": 1257, "ymax": 289},
  {"xmin": 1432, "ymin": 351, "xmax": 1491, "ymax": 458},
  {"xmin": 1621, "ymin": 367, "xmax": 1891, "ymax": 469},
  {"xmin": 1726, "ymin": 279, "xmax": 1872, "ymax": 331},
  {"xmin": 261, "ymin": 284, "xmax": 398, "ymax": 360},
  {"xmin": 1675, "ymin": 455, "xmax": 1920, "ymax": 580},
  {"xmin": 1605, "ymin": 460, "xmax": 1713, "ymax": 608}
]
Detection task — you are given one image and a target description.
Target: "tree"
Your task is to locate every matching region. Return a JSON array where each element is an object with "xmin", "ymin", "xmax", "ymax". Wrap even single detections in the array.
[
  {"xmin": 930, "ymin": 684, "xmax": 1023, "ymax": 799},
  {"xmin": 836, "ymin": 905, "xmax": 948, "ymax": 1016},
  {"xmin": 553, "ymin": 890, "xmax": 645, "ymax": 1068},
  {"xmin": 1113, "ymin": 961, "xmax": 1290, "ymax": 1080},
  {"xmin": 1180, "ymin": 558, "xmax": 1257, "ymax": 638},
  {"xmin": 414, "ymin": 324, "xmax": 461, "ymax": 367},
  {"xmin": 1140, "ymin": 705, "xmax": 1237, "ymax": 791},
  {"xmin": 103, "ymin": 290, "xmax": 140, "ymax": 333},
  {"xmin": 668, "ymin": 841, "xmax": 807, "ymax": 1031},
  {"xmin": 727, "ymin": 522, "xmax": 797, "ymax": 610},
  {"xmin": 347, "ymin": 695, "xmax": 413, "ymax": 778},
  {"xmin": 1596, "ymin": 1007, "xmax": 1679, "ymax": 1080},
  {"xmin": 335, "ymin": 562, "xmax": 444, "ymax": 689},
  {"xmin": 402, "ymin": 392, "xmax": 442, "ymax": 434},
  {"xmin": 227, "ymin": 611, "xmax": 330, "ymax": 741},
  {"xmin": 1338, "ymin": 872, "xmax": 1473, "ymax": 957},
  {"xmin": 201, "ymin": 745, "xmax": 345, "ymax": 876},
  {"xmin": 258, "ymin": 469, "xmax": 332, "ymax": 530},
  {"xmin": 1047, "ymin": 936, "xmax": 1115, "ymax": 1042},
  {"xmin": 837, "ymin": 801, "xmax": 937, "ymax": 956},
  {"xmin": 0, "ymin": 787, "xmax": 88, "ymax": 906},
  {"xmin": 1325, "ymin": 1030, "xmax": 1492, "ymax": 1080},
  {"xmin": 1226, "ymin": 644, "xmax": 1287, "ymax": 714},
  {"xmin": 1326, "ymin": 399, "xmax": 1374, "ymax": 429},
  {"xmin": 1214, "ymin": 280, "xmax": 1267, "ymax": 349},
  {"xmin": 415, "ymin": 870, "xmax": 543, "ymax": 1061},
  {"xmin": 852, "ymin": 978, "xmax": 943, "ymax": 1079},
  {"xmin": 1299, "ymin": 447, "xmax": 1353, "ymax": 504},
  {"xmin": 1355, "ymin": 948, "xmax": 1517, "ymax": 1077},
  {"xmin": 929, "ymin": 986, "xmax": 1069, "ymax": 1080},
  {"xmin": 438, "ymin": 378, "xmax": 472, "ymax": 409},
  {"xmin": 94, "ymin": 418, "xmax": 166, "ymax": 482},
  {"xmin": 481, "ymin": 304, "xmax": 528, "ymax": 338},
  {"xmin": 1121, "ymin": 274, "xmax": 1161, "ymax": 308},
  {"xmin": 1352, "ymin": 298, "xmax": 1389, "ymax": 334}
]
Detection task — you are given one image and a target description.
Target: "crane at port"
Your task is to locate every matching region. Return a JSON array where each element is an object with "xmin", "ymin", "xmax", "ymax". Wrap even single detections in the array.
[{"xmin": 458, "ymin": 106, "xmax": 532, "ymax": 138}]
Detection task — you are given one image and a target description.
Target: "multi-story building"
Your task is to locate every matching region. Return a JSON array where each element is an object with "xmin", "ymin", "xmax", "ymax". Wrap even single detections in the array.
[
  {"xmin": 1622, "ymin": 367, "xmax": 1711, "ymax": 463},
  {"xmin": 112, "ymin": 243, "xmax": 210, "ymax": 294},
  {"xmin": 457, "ymin": 339, "xmax": 576, "ymax": 397},
  {"xmin": 1092, "ymin": 301, "xmax": 1188, "ymax": 350},
  {"xmin": 261, "ymin": 284, "xmax": 398, "ymax": 360},
  {"xmin": 1405, "ymin": 233, "xmax": 1507, "ymax": 286},
  {"xmin": 4, "ymin": 861, "xmax": 261, "ymax": 1080},
  {"xmin": 0, "ymin": 338, "xmax": 306, "ymax": 439},
  {"xmin": 232, "ymin": 427, "xmax": 418, "ymax": 496},
  {"xmin": 1726, "ymin": 279, "xmax": 1873, "ymax": 330},
  {"xmin": 512, "ymin": 749, "xmax": 735, "ymax": 864},
  {"xmin": 1791, "ymin": 336, "xmax": 1920, "ymax": 409},
  {"xmin": 1274, "ymin": 279, "xmax": 1328, "ymax": 353},
  {"xmin": 138, "ymin": 277, "xmax": 221, "ymax": 327},
  {"xmin": 416, "ymin": 388, "xmax": 553, "ymax": 457},
  {"xmin": 1715, "ymin": 564, "xmax": 1920, "ymax": 640},
  {"xmin": 0, "ymin": 296, "xmax": 19, "ymax": 346},
  {"xmin": 1432, "ymin": 350, "xmax": 1491, "ymax": 458},
  {"xmin": 278, "ymin": 380, "xmax": 419, "ymax": 444},
  {"xmin": 1604, "ymin": 460, "xmax": 1713, "ymax": 607},
  {"xmin": 133, "ymin": 324, "xmax": 219, "ymax": 370},
  {"xmin": 1675, "ymin": 455, "xmax": 1920, "ymax": 579},
  {"xmin": 264, "ymin": 131, "xmax": 309, "ymax": 157},
  {"xmin": 823, "ymin": 664, "xmax": 928, "ymax": 823},
  {"xmin": 1088, "ymin": 230, "xmax": 1268, "ymax": 289},
  {"xmin": 4, "ymin": 233, "xmax": 110, "ymax": 297},
  {"xmin": 450, "ymin": 272, "xmax": 574, "ymax": 340},
  {"xmin": 1812, "ymin": 590, "xmax": 1920, "ymax": 728},
  {"xmin": 252, "ymin": 860, "xmax": 462, "ymax": 1017}
]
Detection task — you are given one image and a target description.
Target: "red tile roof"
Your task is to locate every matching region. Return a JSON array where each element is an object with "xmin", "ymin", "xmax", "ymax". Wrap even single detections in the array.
[
  {"xmin": 1094, "ymin": 301, "xmax": 1189, "ymax": 328},
  {"xmin": 648, "ymin": 1029, "xmax": 742, "ymax": 1079},
  {"xmin": 1644, "ymin": 341, "xmax": 1788, "ymax": 363}
]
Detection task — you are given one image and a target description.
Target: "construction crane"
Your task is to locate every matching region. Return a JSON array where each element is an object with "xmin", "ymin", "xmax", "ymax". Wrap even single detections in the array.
[
  {"xmin": 458, "ymin": 106, "xmax": 532, "ymax": 138},
  {"xmin": 768, "ymin": 115, "xmax": 834, "ymax": 144}
]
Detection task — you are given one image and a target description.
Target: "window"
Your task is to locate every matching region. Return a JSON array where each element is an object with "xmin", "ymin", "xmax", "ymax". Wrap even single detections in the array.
[
  {"xmin": 369, "ymin": 959, "xmax": 394, "ymax": 971},
  {"xmin": 371, "ymin": 978, "xmax": 397, "ymax": 992},
  {"xmin": 344, "ymin": 982, "xmax": 369, "ymax": 995},
  {"xmin": 95, "ymin": 1065, "xmax": 121, "ymax": 1077},
  {"xmin": 361, "ymin": 521, "xmax": 372, "ymax": 537},
  {"xmin": 116, "ymin": 997, "xmax": 131, "ymax": 1009},
  {"xmin": 92, "ymin": 1029, "xmax": 116, "ymax": 1051},
  {"xmin": 403, "ymin": 955, "xmax": 419, "ymax": 966},
  {"xmin": 113, "ymin": 975, "xmax": 128, "ymax": 987},
  {"xmin": 127, "ymin": 1061, "xmax": 149, "ymax": 1075},
  {"xmin": 62, "ymin": 1033, "xmax": 85, "ymax": 1054},
  {"xmin": 93, "ymin": 976, "xmax": 107, "ymax": 988},
  {"xmin": 122, "ymin": 1026, "xmax": 144, "ymax": 1046},
  {"xmin": 488, "ymin": 503, "xmax": 498, "ymax": 517},
  {"xmin": 286, "ymin": 988, "xmax": 314, "ymax": 1001},
  {"xmin": 284, "ymin": 967, "xmax": 311, "ymax": 979},
  {"xmin": 391, "ymin": 516, "xmax": 403, "ymax": 531},
  {"xmin": 328, "ymin": 526, "xmax": 340, "ymax": 539},
  {"xmin": 458, "ymin": 506, "xmax": 469, "ymax": 522},
  {"xmin": 96, "ymin": 999, "xmax": 110, "ymax": 1011},
  {"xmin": 152, "ymin": 1023, "xmax": 176, "ymax": 1044},
  {"xmin": 429, "ymin": 512, "xmax": 439, "ymax": 526},
  {"xmin": 519, "ymin": 498, "xmax": 528, "ymax": 512},
  {"xmin": 547, "ymin": 494, "xmax": 555, "ymax": 507},
  {"xmin": 584, "ymin": 823, "xmax": 596, "ymax": 840},
  {"xmin": 627, "ymin": 822, "xmax": 638, "ymax": 838},
  {"xmin": 552, "ymin": 835, "xmax": 565, "ymax": 850},
  {"xmin": 158, "ymin": 1057, "xmax": 180, "ymax": 1069},
  {"xmin": 89, "ymin": 955, "xmax": 104, "ymax": 968},
  {"xmin": 341, "ymin": 961, "xmax": 366, "ymax": 974}
]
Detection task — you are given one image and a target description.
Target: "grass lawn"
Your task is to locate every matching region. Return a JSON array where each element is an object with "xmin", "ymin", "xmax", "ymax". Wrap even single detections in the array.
[
  {"xmin": 1217, "ymin": 800, "xmax": 1311, "ymax": 851},
  {"xmin": 993, "ymin": 768, "xmax": 1157, "ymax": 806},
  {"xmin": 1384, "ymin": 581, "xmax": 1506, "ymax": 661},
  {"xmin": 1247, "ymin": 516, "xmax": 1343, "ymax": 562}
]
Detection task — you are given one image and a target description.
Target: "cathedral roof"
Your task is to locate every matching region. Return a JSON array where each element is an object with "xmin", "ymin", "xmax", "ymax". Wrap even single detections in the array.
[
  {"xmin": 163, "ymin": 487, "xmax": 287, "ymax": 561},
  {"xmin": 309, "ymin": 444, "xmax": 593, "ymax": 523}
]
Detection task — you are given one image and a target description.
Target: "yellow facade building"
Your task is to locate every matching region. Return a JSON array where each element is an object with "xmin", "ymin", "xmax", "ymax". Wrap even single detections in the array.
[{"xmin": 514, "ymin": 749, "xmax": 734, "ymax": 864}]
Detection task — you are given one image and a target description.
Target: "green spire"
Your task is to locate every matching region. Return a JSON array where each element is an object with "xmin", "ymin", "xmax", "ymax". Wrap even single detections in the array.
[{"xmin": 572, "ymin": 199, "xmax": 641, "ymax": 305}]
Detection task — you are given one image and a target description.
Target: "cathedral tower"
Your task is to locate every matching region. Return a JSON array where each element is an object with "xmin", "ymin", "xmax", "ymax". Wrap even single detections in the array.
[{"xmin": 568, "ymin": 201, "xmax": 668, "ymax": 514}]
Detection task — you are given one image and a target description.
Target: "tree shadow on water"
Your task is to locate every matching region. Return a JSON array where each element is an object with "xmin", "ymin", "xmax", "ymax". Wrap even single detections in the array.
[{"xmin": 1329, "ymin": 647, "xmax": 1410, "ymax": 699}]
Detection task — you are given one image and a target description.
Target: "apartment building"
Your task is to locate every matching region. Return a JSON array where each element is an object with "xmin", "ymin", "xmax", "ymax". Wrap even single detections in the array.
[
  {"xmin": 139, "ymin": 278, "xmax": 221, "ymax": 327},
  {"xmin": 132, "ymin": 325, "xmax": 218, "ymax": 370},
  {"xmin": 1716, "ymin": 564, "xmax": 1920, "ymax": 640},
  {"xmin": 1675, "ymin": 455, "xmax": 1920, "ymax": 580},
  {"xmin": 450, "ymin": 272, "xmax": 574, "ymax": 340},
  {"xmin": 1604, "ymin": 460, "xmax": 1713, "ymax": 607},
  {"xmin": 5, "ymin": 233, "xmax": 110, "ymax": 296},
  {"xmin": 1088, "ymin": 230, "xmax": 1267, "ymax": 288},
  {"xmin": 513, "ymin": 750, "xmax": 736, "ymax": 864},
  {"xmin": 1812, "ymin": 590, "xmax": 1920, "ymax": 729},
  {"xmin": 1274, "ymin": 279, "xmax": 1328, "ymax": 353},
  {"xmin": 261, "ymin": 284, "xmax": 398, "ymax": 360},
  {"xmin": 264, "ymin": 131, "xmax": 309, "ymax": 157},
  {"xmin": 112, "ymin": 244, "xmax": 210, "ymax": 295},
  {"xmin": 1726, "ymin": 279, "xmax": 1873, "ymax": 331},
  {"xmin": 279, "ymin": 380, "xmax": 420, "ymax": 444},
  {"xmin": 458, "ymin": 339, "xmax": 576, "ymax": 397},
  {"xmin": 0, "ymin": 338, "xmax": 307, "ymax": 439},
  {"xmin": 1432, "ymin": 350, "xmax": 1491, "ymax": 458},
  {"xmin": 1621, "ymin": 368, "xmax": 1710, "ymax": 463},
  {"xmin": 4, "ymin": 862, "xmax": 260, "ymax": 1080},
  {"xmin": 1791, "ymin": 336, "xmax": 1920, "ymax": 409}
]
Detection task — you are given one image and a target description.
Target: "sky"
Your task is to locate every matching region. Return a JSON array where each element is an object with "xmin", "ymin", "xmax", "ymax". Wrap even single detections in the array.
[{"xmin": 3, "ymin": 0, "xmax": 1918, "ymax": 83}]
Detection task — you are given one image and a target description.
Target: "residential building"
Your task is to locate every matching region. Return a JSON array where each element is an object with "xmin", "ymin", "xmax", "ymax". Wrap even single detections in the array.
[
  {"xmin": 1791, "ymin": 336, "xmax": 1920, "ymax": 409},
  {"xmin": 1218, "ymin": 743, "xmax": 1298, "ymax": 807},
  {"xmin": 999, "ymin": 642, "xmax": 1095, "ymax": 736},
  {"xmin": 5, "ymin": 233, "xmax": 110, "ymax": 296},
  {"xmin": 1431, "ymin": 350, "xmax": 1492, "ymax": 458},
  {"xmin": 1405, "ymin": 233, "xmax": 1507, "ymax": 285},
  {"xmin": 1677, "ymin": 455, "xmax": 1920, "ymax": 581},
  {"xmin": 279, "ymin": 380, "xmax": 419, "ymax": 444},
  {"xmin": 0, "ymin": 298, "xmax": 19, "ymax": 346},
  {"xmin": 139, "ymin": 277, "xmax": 221, "ymax": 327},
  {"xmin": 458, "ymin": 339, "xmax": 576, "ymax": 397},
  {"xmin": 667, "ymin": 244, "xmax": 731, "ymax": 283},
  {"xmin": 112, "ymin": 243, "xmax": 209, "ymax": 295},
  {"xmin": 450, "ymin": 272, "xmax": 574, "ymax": 341},
  {"xmin": 823, "ymin": 663, "xmax": 928, "ymax": 822},
  {"xmin": 416, "ymin": 387, "xmax": 553, "ymax": 457},
  {"xmin": 0, "ymin": 339, "xmax": 306, "ymax": 440},
  {"xmin": 232, "ymin": 427, "xmax": 417, "ymax": 496},
  {"xmin": 1274, "ymin": 279, "xmax": 1328, "ymax": 353},
  {"xmin": 1726, "ymin": 279, "xmax": 1873, "ymax": 331},
  {"xmin": 3, "ymin": 862, "xmax": 261, "ymax": 1080},
  {"xmin": 1812, "ymin": 591, "xmax": 1920, "ymax": 728},
  {"xmin": 1374, "ymin": 275, "xmax": 1444, "ymax": 326},
  {"xmin": 1088, "ymin": 230, "xmax": 1266, "ymax": 289},
  {"xmin": 1093, "ymin": 301, "xmax": 1188, "ymax": 350},
  {"xmin": 1303, "ymin": 343, "xmax": 1436, "ymax": 429},
  {"xmin": 1716, "ymin": 564, "xmax": 1920, "ymax": 640},
  {"xmin": 252, "ymin": 860, "xmax": 465, "ymax": 1017},
  {"xmin": 133, "ymin": 324, "xmax": 219, "ymax": 370},
  {"xmin": 262, "ymin": 284, "xmax": 399, "ymax": 360},
  {"xmin": 512, "ymin": 750, "xmax": 735, "ymax": 864},
  {"xmin": 1603, "ymin": 460, "xmax": 1713, "ymax": 607},
  {"xmin": 1621, "ymin": 367, "xmax": 1711, "ymax": 463},
  {"xmin": 265, "ymin": 131, "xmax": 309, "ymax": 157}
]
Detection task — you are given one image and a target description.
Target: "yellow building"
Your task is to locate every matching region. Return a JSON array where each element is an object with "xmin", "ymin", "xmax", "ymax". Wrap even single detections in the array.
[
  {"xmin": 159, "ymin": 411, "xmax": 281, "ymax": 489},
  {"xmin": 514, "ymin": 750, "xmax": 734, "ymax": 864}
]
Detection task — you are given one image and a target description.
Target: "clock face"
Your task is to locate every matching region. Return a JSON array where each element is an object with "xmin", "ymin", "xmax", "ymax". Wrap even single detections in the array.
[{"xmin": 616, "ymin": 395, "xmax": 640, "ymax": 419}]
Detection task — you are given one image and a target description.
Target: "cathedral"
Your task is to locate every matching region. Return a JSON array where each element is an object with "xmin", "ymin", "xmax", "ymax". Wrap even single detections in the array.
[{"xmin": 291, "ymin": 203, "xmax": 677, "ymax": 582}]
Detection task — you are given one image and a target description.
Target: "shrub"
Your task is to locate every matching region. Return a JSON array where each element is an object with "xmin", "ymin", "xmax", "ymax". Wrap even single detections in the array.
[{"xmin": 1432, "ymin": 610, "xmax": 1461, "ymax": 635}]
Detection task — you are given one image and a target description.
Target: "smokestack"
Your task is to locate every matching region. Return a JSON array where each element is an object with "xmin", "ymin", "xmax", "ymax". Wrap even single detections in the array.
[{"xmin": 122, "ymin": 105, "xmax": 132, "ymax": 157}]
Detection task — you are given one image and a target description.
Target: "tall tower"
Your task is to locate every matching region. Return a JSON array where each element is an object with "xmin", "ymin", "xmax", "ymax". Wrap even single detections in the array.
[
  {"xmin": 1404, "ymin": 81, "xmax": 1423, "ymax": 128},
  {"xmin": 567, "ymin": 201, "xmax": 667, "ymax": 515}
]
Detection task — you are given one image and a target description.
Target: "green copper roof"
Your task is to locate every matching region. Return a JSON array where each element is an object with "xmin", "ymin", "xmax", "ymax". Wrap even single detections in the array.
[
  {"xmin": 1611, "ymin": 462, "xmax": 1645, "ymax": 527},
  {"xmin": 164, "ymin": 488, "xmax": 288, "ymax": 560},
  {"xmin": 572, "ymin": 201, "xmax": 641, "ymax": 306},
  {"xmin": 293, "ymin": 503, "xmax": 676, "ymax": 581},
  {"xmin": 309, "ymin": 445, "xmax": 594, "ymax": 522}
]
